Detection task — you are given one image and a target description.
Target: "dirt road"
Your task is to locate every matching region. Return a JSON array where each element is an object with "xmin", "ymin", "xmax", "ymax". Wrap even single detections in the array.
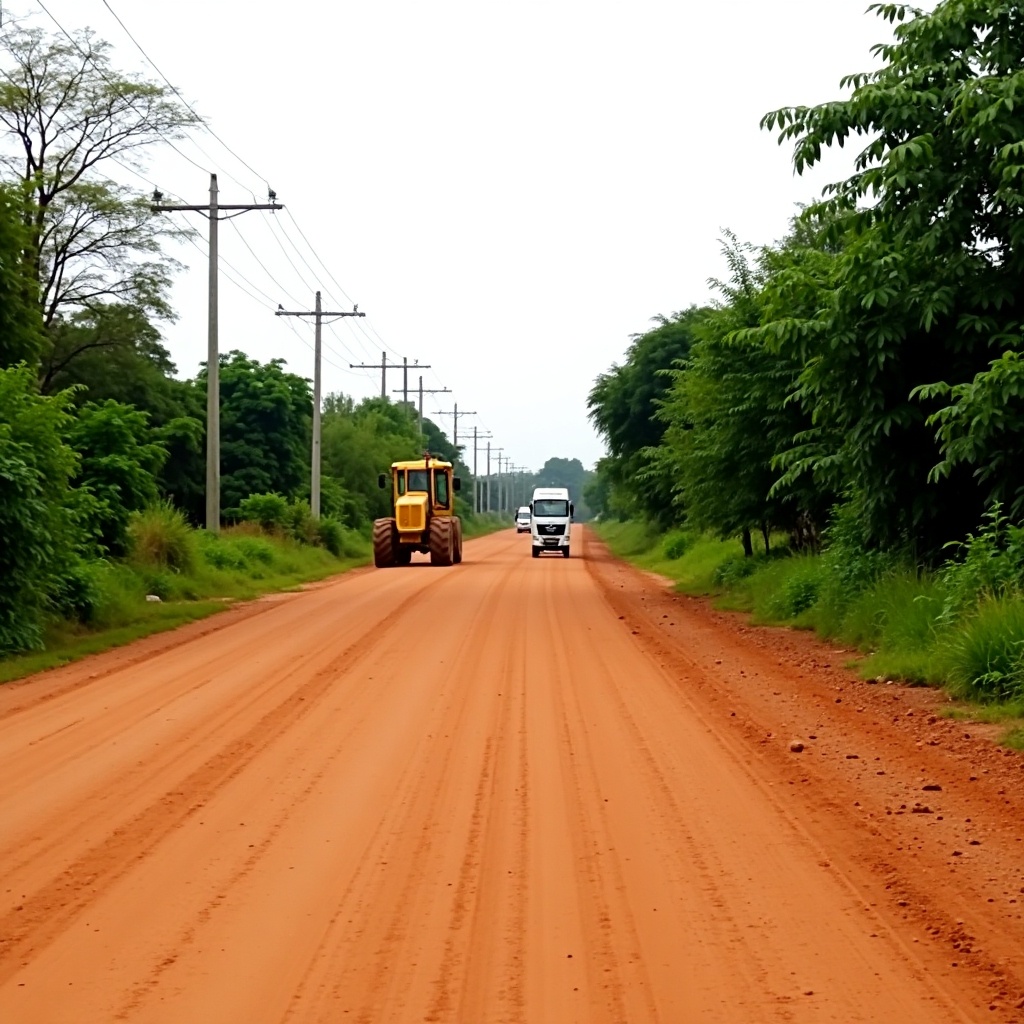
[{"xmin": 1, "ymin": 527, "xmax": 1022, "ymax": 1022}]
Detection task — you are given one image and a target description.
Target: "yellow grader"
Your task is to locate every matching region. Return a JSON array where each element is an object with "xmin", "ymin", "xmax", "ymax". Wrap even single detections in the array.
[{"xmin": 373, "ymin": 454, "xmax": 463, "ymax": 567}]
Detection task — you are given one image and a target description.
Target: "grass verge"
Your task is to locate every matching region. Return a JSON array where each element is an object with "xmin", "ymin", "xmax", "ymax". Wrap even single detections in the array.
[{"xmin": 594, "ymin": 518, "xmax": 1024, "ymax": 743}]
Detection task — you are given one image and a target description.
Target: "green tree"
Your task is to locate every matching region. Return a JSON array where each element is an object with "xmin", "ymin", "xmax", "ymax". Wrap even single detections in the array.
[
  {"xmin": 212, "ymin": 352, "xmax": 313, "ymax": 514},
  {"xmin": 587, "ymin": 308, "xmax": 703, "ymax": 525},
  {"xmin": 0, "ymin": 23, "xmax": 197, "ymax": 333},
  {"xmin": 0, "ymin": 184, "xmax": 42, "ymax": 368},
  {"xmin": 68, "ymin": 399, "xmax": 166, "ymax": 555},
  {"xmin": 758, "ymin": 0, "xmax": 1024, "ymax": 553},
  {"xmin": 321, "ymin": 394, "xmax": 426, "ymax": 523},
  {"xmin": 0, "ymin": 364, "xmax": 81, "ymax": 652},
  {"xmin": 666, "ymin": 234, "xmax": 834, "ymax": 553}
]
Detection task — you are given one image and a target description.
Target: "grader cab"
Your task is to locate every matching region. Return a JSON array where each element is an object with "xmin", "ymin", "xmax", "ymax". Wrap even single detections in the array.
[{"xmin": 373, "ymin": 455, "xmax": 463, "ymax": 567}]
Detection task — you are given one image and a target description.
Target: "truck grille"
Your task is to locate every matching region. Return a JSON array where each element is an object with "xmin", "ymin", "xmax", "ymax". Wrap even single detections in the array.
[{"xmin": 537, "ymin": 523, "xmax": 565, "ymax": 536}]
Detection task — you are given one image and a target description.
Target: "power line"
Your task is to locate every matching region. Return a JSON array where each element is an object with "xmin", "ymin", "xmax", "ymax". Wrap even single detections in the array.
[
  {"xmin": 30, "ymin": 0, "xmax": 210, "ymax": 175},
  {"xmin": 98, "ymin": 0, "xmax": 267, "ymax": 193}
]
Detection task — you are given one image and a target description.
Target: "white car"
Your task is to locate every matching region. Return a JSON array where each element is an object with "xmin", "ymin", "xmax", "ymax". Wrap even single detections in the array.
[{"xmin": 515, "ymin": 507, "xmax": 531, "ymax": 533}]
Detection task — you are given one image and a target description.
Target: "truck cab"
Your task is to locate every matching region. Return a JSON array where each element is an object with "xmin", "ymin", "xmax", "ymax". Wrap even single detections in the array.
[
  {"xmin": 530, "ymin": 487, "xmax": 573, "ymax": 558},
  {"xmin": 515, "ymin": 506, "xmax": 531, "ymax": 532}
]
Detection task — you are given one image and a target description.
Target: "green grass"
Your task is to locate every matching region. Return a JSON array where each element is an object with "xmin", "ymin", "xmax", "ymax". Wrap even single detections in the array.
[
  {"xmin": 596, "ymin": 518, "xmax": 1024, "ymax": 739},
  {"xmin": 597, "ymin": 521, "xmax": 748, "ymax": 593},
  {"xmin": 0, "ymin": 526, "xmax": 371, "ymax": 686},
  {"xmin": 0, "ymin": 601, "xmax": 227, "ymax": 684}
]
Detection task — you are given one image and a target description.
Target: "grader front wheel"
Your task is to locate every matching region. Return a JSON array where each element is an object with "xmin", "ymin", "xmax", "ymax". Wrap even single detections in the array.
[
  {"xmin": 429, "ymin": 517, "xmax": 454, "ymax": 566},
  {"xmin": 372, "ymin": 518, "xmax": 398, "ymax": 567}
]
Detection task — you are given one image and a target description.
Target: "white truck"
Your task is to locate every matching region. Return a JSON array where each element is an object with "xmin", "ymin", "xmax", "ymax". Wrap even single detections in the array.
[{"xmin": 530, "ymin": 487, "xmax": 574, "ymax": 558}]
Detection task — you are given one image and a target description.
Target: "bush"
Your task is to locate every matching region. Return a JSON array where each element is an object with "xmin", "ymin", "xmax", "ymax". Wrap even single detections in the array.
[
  {"xmin": 938, "ymin": 504, "xmax": 1024, "ymax": 623},
  {"xmin": 0, "ymin": 365, "xmax": 82, "ymax": 653},
  {"xmin": 713, "ymin": 555, "xmax": 760, "ymax": 586},
  {"xmin": 237, "ymin": 492, "xmax": 289, "ymax": 532},
  {"xmin": 127, "ymin": 502, "xmax": 197, "ymax": 572},
  {"xmin": 662, "ymin": 530, "xmax": 693, "ymax": 560},
  {"xmin": 233, "ymin": 535, "xmax": 276, "ymax": 566}
]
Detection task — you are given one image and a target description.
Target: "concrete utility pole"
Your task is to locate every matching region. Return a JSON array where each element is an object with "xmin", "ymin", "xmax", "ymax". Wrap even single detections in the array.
[
  {"xmin": 152, "ymin": 174, "xmax": 282, "ymax": 532},
  {"xmin": 392, "ymin": 378, "xmax": 449, "ymax": 439},
  {"xmin": 498, "ymin": 453, "xmax": 509, "ymax": 514},
  {"xmin": 471, "ymin": 427, "xmax": 492, "ymax": 513},
  {"xmin": 276, "ymin": 292, "xmax": 365, "ymax": 518},
  {"xmin": 350, "ymin": 351, "xmax": 415, "ymax": 399},
  {"xmin": 433, "ymin": 403, "xmax": 477, "ymax": 452},
  {"xmin": 490, "ymin": 446, "xmax": 504, "ymax": 513}
]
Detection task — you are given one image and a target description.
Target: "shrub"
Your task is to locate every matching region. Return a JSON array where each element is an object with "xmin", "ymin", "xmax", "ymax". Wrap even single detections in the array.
[
  {"xmin": 0, "ymin": 365, "xmax": 82, "ymax": 653},
  {"xmin": 127, "ymin": 502, "xmax": 197, "ymax": 572},
  {"xmin": 197, "ymin": 533, "xmax": 248, "ymax": 571},
  {"xmin": 713, "ymin": 555, "xmax": 760, "ymax": 586},
  {"xmin": 662, "ymin": 530, "xmax": 693, "ymax": 560},
  {"xmin": 938, "ymin": 504, "xmax": 1024, "ymax": 623},
  {"xmin": 317, "ymin": 516, "xmax": 344, "ymax": 556},
  {"xmin": 233, "ymin": 535, "xmax": 276, "ymax": 566},
  {"xmin": 286, "ymin": 499, "xmax": 320, "ymax": 545},
  {"xmin": 237, "ymin": 492, "xmax": 289, "ymax": 532}
]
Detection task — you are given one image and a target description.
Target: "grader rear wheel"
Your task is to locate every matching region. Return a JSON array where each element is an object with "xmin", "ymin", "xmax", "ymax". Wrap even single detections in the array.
[
  {"xmin": 372, "ymin": 518, "xmax": 398, "ymax": 568},
  {"xmin": 429, "ymin": 517, "xmax": 454, "ymax": 566}
]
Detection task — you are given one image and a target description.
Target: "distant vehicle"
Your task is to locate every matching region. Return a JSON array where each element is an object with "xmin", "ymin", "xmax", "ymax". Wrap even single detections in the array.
[
  {"xmin": 515, "ymin": 506, "xmax": 531, "ymax": 533},
  {"xmin": 530, "ymin": 487, "xmax": 573, "ymax": 558}
]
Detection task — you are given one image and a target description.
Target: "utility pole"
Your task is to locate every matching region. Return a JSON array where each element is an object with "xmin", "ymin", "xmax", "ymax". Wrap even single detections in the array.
[
  {"xmin": 433, "ymin": 403, "xmax": 477, "ymax": 453},
  {"xmin": 350, "ymin": 351, "xmax": 414, "ymax": 399},
  {"xmin": 393, "ymin": 378, "xmax": 449, "ymax": 439},
  {"xmin": 276, "ymin": 292, "xmax": 365, "ymax": 518},
  {"xmin": 471, "ymin": 427, "xmax": 492, "ymax": 513},
  {"xmin": 490, "ymin": 446, "xmax": 504, "ymax": 513},
  {"xmin": 152, "ymin": 174, "xmax": 282, "ymax": 532}
]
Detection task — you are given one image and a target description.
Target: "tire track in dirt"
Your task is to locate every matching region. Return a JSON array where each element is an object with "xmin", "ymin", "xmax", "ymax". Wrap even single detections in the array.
[
  {"xmin": 275, "ymin": 550, "xmax": 530, "ymax": 1022},
  {"xmin": 0, "ymin": 574, "xmax": 455, "ymax": 984}
]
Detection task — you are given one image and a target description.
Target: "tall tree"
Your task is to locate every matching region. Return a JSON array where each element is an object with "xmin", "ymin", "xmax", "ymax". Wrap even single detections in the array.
[
  {"xmin": 0, "ymin": 183, "xmax": 41, "ymax": 368},
  {"xmin": 0, "ymin": 23, "xmax": 196, "ymax": 373},
  {"xmin": 212, "ymin": 352, "xmax": 313, "ymax": 513},
  {"xmin": 587, "ymin": 308, "xmax": 703, "ymax": 526},
  {"xmin": 0, "ymin": 364, "xmax": 81, "ymax": 652},
  {"xmin": 758, "ymin": 0, "xmax": 1023, "ymax": 553}
]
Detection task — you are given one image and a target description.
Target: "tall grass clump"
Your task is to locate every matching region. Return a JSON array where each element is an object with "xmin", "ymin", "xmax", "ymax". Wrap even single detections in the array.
[
  {"xmin": 942, "ymin": 598, "xmax": 1024, "ymax": 703},
  {"xmin": 127, "ymin": 502, "xmax": 197, "ymax": 573}
]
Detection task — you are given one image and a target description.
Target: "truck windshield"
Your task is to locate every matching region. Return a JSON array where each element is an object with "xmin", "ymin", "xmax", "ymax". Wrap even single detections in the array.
[{"xmin": 534, "ymin": 499, "xmax": 568, "ymax": 517}]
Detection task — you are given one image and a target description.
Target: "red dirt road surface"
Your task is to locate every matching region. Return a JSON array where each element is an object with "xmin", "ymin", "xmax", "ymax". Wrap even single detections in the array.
[{"xmin": 1, "ymin": 527, "xmax": 1023, "ymax": 1022}]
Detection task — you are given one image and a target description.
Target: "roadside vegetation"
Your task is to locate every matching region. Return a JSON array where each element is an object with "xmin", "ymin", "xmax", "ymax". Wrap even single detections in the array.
[
  {"xmin": 597, "ymin": 509, "xmax": 1024, "ymax": 744},
  {"xmin": 586, "ymin": 2, "xmax": 1024, "ymax": 741}
]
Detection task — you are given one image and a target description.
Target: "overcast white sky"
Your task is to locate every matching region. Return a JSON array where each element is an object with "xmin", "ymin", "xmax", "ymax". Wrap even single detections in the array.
[{"xmin": 16, "ymin": 1, "xmax": 933, "ymax": 472}]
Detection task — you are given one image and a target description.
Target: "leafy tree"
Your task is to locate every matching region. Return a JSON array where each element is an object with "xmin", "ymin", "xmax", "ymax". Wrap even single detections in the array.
[
  {"xmin": 587, "ymin": 308, "xmax": 703, "ymax": 525},
  {"xmin": 154, "ymin": 410, "xmax": 205, "ymax": 523},
  {"xmin": 0, "ymin": 184, "xmax": 41, "ymax": 368},
  {"xmin": 757, "ymin": 0, "xmax": 1024, "ymax": 554},
  {"xmin": 212, "ymin": 352, "xmax": 312, "ymax": 514},
  {"xmin": 321, "ymin": 395, "xmax": 424, "ymax": 522},
  {"xmin": 41, "ymin": 303, "xmax": 177, "ymax": 402},
  {"xmin": 666, "ymin": 234, "xmax": 835, "ymax": 553},
  {"xmin": 67, "ymin": 399, "xmax": 166, "ymax": 555},
  {"xmin": 0, "ymin": 23, "xmax": 197, "ymax": 332},
  {"xmin": 0, "ymin": 364, "xmax": 81, "ymax": 652}
]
